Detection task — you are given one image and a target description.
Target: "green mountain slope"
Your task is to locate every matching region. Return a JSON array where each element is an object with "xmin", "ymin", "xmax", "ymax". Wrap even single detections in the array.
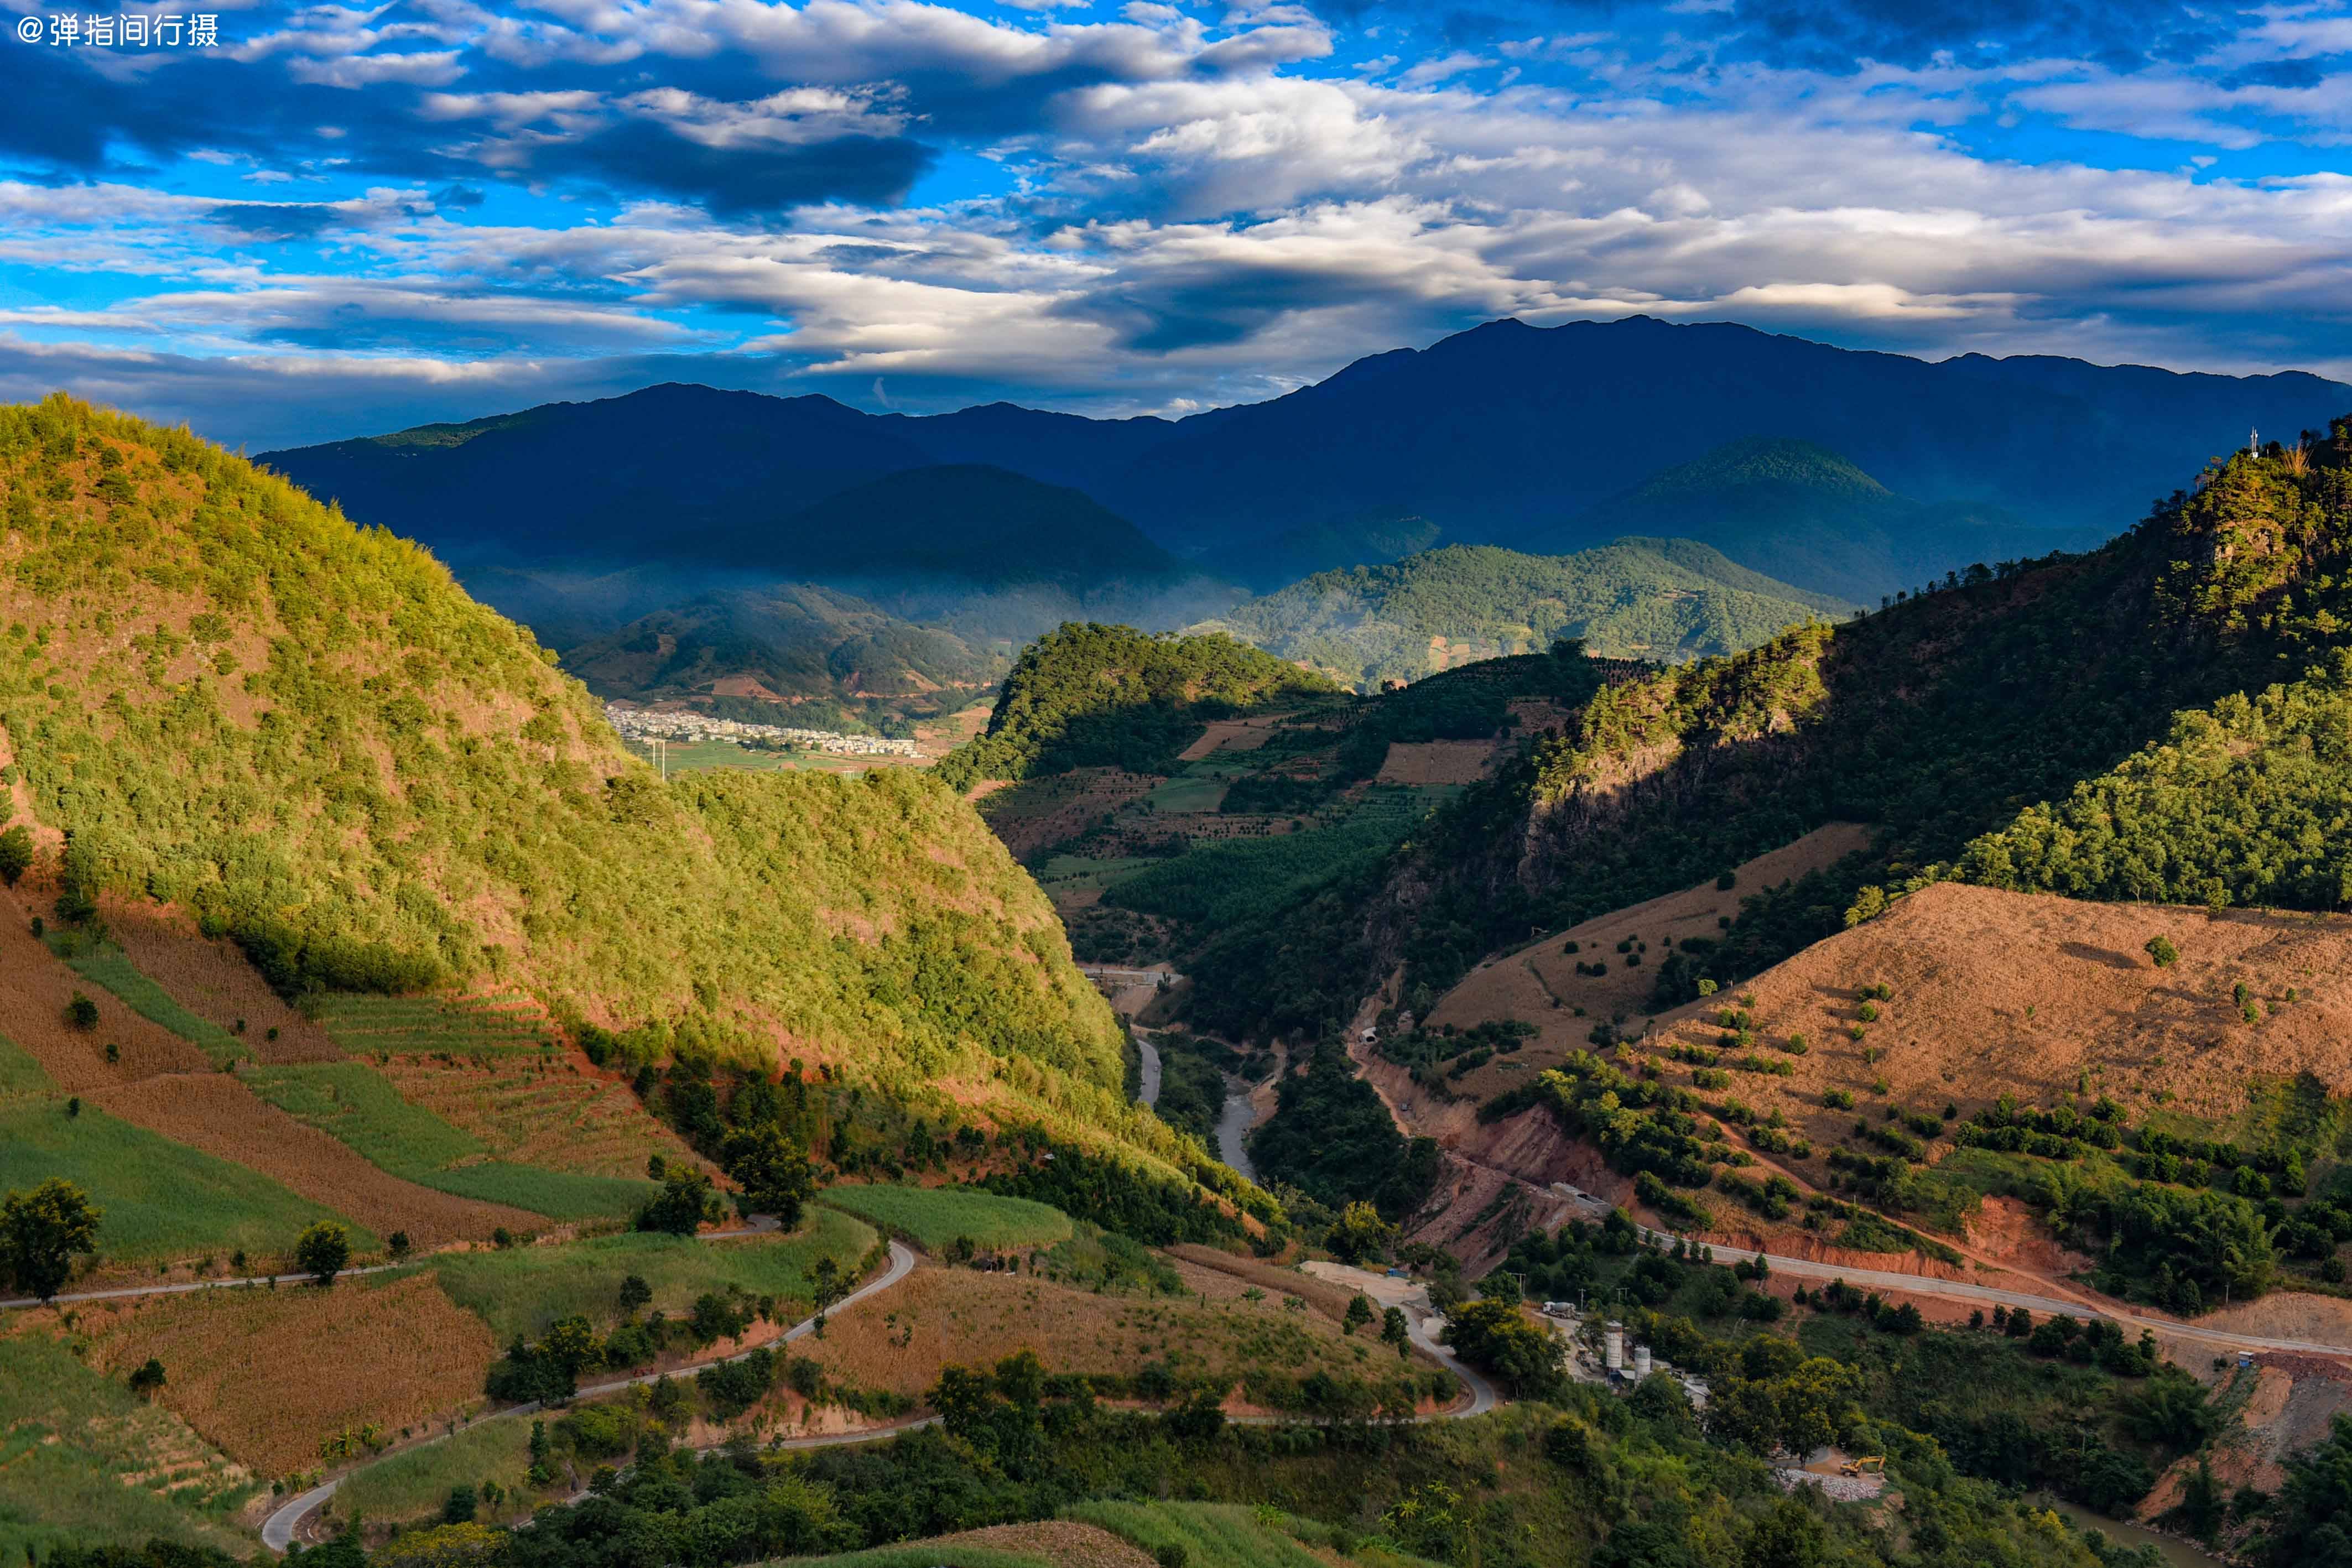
[
  {"xmin": 1533, "ymin": 436, "xmax": 2078, "ymax": 602},
  {"xmin": 1198, "ymin": 540, "xmax": 1847, "ymax": 687},
  {"xmin": 562, "ymin": 582, "xmax": 1003, "ymax": 736},
  {"xmin": 937, "ymin": 623, "xmax": 1340, "ymax": 789},
  {"xmin": 0, "ymin": 394, "xmax": 1217, "ymax": 1191}
]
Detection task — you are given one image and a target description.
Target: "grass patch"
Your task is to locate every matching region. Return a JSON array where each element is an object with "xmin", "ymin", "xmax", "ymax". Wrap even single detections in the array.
[
  {"xmin": 0, "ymin": 1095, "xmax": 372, "ymax": 1267},
  {"xmin": 1148, "ymin": 775, "xmax": 1229, "ymax": 813},
  {"xmin": 247, "ymin": 1062, "xmax": 657, "ymax": 1223},
  {"xmin": 0, "ymin": 1333, "xmax": 258, "ymax": 1557},
  {"xmin": 312, "ymin": 995, "xmax": 554, "ymax": 1059},
  {"xmin": 0, "ymin": 1032, "xmax": 56, "ymax": 1100},
  {"xmin": 334, "ymin": 1415, "xmax": 537, "ymax": 1529},
  {"xmin": 42, "ymin": 934, "xmax": 244, "ymax": 1067},
  {"xmin": 428, "ymin": 1206, "xmax": 877, "ymax": 1339},
  {"xmin": 817, "ymin": 1185, "xmax": 1073, "ymax": 1253}
]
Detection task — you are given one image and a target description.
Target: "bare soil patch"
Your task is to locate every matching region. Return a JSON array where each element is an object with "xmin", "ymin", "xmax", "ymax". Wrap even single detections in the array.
[
  {"xmin": 1376, "ymin": 740, "xmax": 1499, "ymax": 786},
  {"xmin": 1177, "ymin": 717, "xmax": 1283, "ymax": 762},
  {"xmin": 89, "ymin": 1074, "xmax": 538, "ymax": 1246},
  {"xmin": 102, "ymin": 902, "xmax": 341, "ymax": 1064},
  {"xmin": 82, "ymin": 1272, "xmax": 497, "ymax": 1477},
  {"xmin": 0, "ymin": 889, "xmax": 209, "ymax": 1087},
  {"xmin": 1625, "ymin": 882, "xmax": 2352, "ymax": 1161}
]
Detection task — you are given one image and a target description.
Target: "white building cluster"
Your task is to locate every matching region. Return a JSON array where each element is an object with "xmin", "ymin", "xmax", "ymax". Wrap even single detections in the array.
[{"xmin": 604, "ymin": 703, "xmax": 922, "ymax": 758}]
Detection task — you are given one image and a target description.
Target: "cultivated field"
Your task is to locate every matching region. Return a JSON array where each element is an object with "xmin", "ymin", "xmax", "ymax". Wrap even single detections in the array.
[
  {"xmin": 45, "ymin": 934, "xmax": 249, "ymax": 1068},
  {"xmin": 817, "ymin": 1185, "xmax": 1074, "ymax": 1252},
  {"xmin": 313, "ymin": 994, "xmax": 557, "ymax": 1059},
  {"xmin": 428, "ymin": 1207, "xmax": 877, "ymax": 1340},
  {"xmin": 87, "ymin": 1074, "xmax": 533, "ymax": 1248},
  {"xmin": 1176, "ymin": 718, "xmax": 1287, "ymax": 762},
  {"xmin": 805, "ymin": 1263, "xmax": 1397, "ymax": 1403},
  {"xmin": 82, "ymin": 1272, "xmax": 500, "ymax": 1477},
  {"xmin": 1641, "ymin": 880, "xmax": 2352, "ymax": 1145},
  {"xmin": 374, "ymin": 1051, "xmax": 700, "ymax": 1183},
  {"xmin": 976, "ymin": 769, "xmax": 1158, "ymax": 858},
  {"xmin": 1066, "ymin": 1502, "xmax": 1412, "ymax": 1568},
  {"xmin": 105, "ymin": 906, "xmax": 344, "ymax": 1062},
  {"xmin": 249, "ymin": 1060, "xmax": 658, "ymax": 1222},
  {"xmin": 0, "ymin": 890, "xmax": 211, "ymax": 1087},
  {"xmin": 0, "ymin": 1095, "xmax": 361, "ymax": 1267},
  {"xmin": 1374, "ymin": 739, "xmax": 1498, "ymax": 786},
  {"xmin": 0, "ymin": 1332, "xmax": 257, "ymax": 1558},
  {"xmin": 0, "ymin": 1032, "xmax": 53, "ymax": 1099}
]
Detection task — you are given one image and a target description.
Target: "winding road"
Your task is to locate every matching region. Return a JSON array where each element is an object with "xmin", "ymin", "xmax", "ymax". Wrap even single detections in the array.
[{"xmin": 259, "ymin": 1239, "xmax": 918, "ymax": 1552}]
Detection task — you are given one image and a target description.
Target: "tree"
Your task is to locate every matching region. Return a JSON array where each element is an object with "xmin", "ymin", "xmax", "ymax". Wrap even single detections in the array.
[
  {"xmin": 1325, "ymin": 1201, "xmax": 1398, "ymax": 1266},
  {"xmin": 387, "ymin": 1230, "xmax": 412, "ymax": 1262},
  {"xmin": 294, "ymin": 1221, "xmax": 350, "ymax": 1286},
  {"xmin": 618, "ymin": 1273, "xmax": 653, "ymax": 1314},
  {"xmin": 1439, "ymin": 1298, "xmax": 1563, "ymax": 1398},
  {"xmin": 63, "ymin": 991, "xmax": 98, "ymax": 1032},
  {"xmin": 720, "ymin": 1122, "xmax": 815, "ymax": 1228},
  {"xmin": 441, "ymin": 1485, "xmax": 478, "ymax": 1525},
  {"xmin": 1381, "ymin": 1305, "xmax": 1412, "ymax": 1358},
  {"xmin": 1344, "ymin": 1294, "xmax": 1374, "ymax": 1335},
  {"xmin": 0, "ymin": 825, "xmax": 32, "ymax": 887},
  {"xmin": 127, "ymin": 1358, "xmax": 166, "ymax": 1397},
  {"xmin": 2145, "ymin": 935, "xmax": 2179, "ymax": 968},
  {"xmin": 1, "ymin": 1178, "xmax": 102, "ymax": 1300},
  {"xmin": 636, "ymin": 1171, "xmax": 723, "ymax": 1237}
]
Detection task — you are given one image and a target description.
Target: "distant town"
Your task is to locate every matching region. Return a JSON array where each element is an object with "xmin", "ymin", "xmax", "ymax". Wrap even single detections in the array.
[{"xmin": 603, "ymin": 702, "xmax": 924, "ymax": 758}]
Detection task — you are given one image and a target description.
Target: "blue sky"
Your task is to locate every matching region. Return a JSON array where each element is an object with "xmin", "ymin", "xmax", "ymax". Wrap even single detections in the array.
[{"xmin": 1, "ymin": 0, "xmax": 2348, "ymax": 449}]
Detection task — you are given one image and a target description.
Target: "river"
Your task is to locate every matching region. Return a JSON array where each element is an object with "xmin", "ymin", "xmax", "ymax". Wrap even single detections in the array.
[
  {"xmin": 1215, "ymin": 1085, "xmax": 1257, "ymax": 1180},
  {"xmin": 2034, "ymin": 1496, "xmax": 2210, "ymax": 1568}
]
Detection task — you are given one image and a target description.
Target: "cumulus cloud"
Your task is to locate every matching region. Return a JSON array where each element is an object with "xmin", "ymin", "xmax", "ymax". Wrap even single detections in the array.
[{"xmin": 2, "ymin": 0, "xmax": 2350, "ymax": 447}]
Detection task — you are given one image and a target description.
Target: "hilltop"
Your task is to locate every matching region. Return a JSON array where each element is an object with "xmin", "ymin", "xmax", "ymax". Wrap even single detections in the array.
[
  {"xmin": 1534, "ymin": 437, "xmax": 2062, "ymax": 601},
  {"xmin": 1197, "ymin": 540, "xmax": 1848, "ymax": 687},
  {"xmin": 0, "ymin": 394, "xmax": 1222, "ymax": 1194}
]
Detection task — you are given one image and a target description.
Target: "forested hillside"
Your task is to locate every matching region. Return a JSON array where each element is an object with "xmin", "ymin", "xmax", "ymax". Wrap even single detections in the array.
[
  {"xmin": 936, "ymin": 622, "xmax": 1339, "ymax": 789},
  {"xmin": 1200, "ymin": 540, "xmax": 1844, "ymax": 687},
  {"xmin": 0, "ymin": 395, "xmax": 1213, "ymax": 1188},
  {"xmin": 1384, "ymin": 419, "xmax": 2352, "ymax": 1014}
]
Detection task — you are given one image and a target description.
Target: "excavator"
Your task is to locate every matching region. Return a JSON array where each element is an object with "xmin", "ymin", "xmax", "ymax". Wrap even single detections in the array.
[{"xmin": 1840, "ymin": 1456, "xmax": 1886, "ymax": 1477}]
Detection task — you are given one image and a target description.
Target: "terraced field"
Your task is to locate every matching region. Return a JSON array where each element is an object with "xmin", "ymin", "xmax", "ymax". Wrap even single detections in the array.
[
  {"xmin": 313, "ymin": 994, "xmax": 557, "ymax": 1059},
  {"xmin": 375, "ymin": 1053, "xmax": 699, "ymax": 1182},
  {"xmin": 0, "ymin": 1332, "xmax": 259, "ymax": 1557},
  {"xmin": 248, "ymin": 1061, "xmax": 659, "ymax": 1223}
]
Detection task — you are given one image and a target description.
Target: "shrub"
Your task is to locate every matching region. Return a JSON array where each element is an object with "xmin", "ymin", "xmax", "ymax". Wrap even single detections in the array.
[{"xmin": 2145, "ymin": 935, "xmax": 2179, "ymax": 968}]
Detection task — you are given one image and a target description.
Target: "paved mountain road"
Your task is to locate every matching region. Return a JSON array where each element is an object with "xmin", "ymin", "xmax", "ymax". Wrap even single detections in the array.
[{"xmin": 260, "ymin": 1239, "xmax": 917, "ymax": 1552}]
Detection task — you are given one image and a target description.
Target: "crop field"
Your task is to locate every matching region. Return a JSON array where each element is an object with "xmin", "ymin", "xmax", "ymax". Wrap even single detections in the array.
[
  {"xmin": 247, "ymin": 1061, "xmax": 657, "ymax": 1222},
  {"xmin": 0, "ymin": 1095, "xmax": 362, "ymax": 1266},
  {"xmin": 0, "ymin": 897, "xmax": 210, "ymax": 1088},
  {"xmin": 802, "ymin": 1263, "xmax": 1394, "ymax": 1402},
  {"xmin": 0, "ymin": 1031, "xmax": 54, "ymax": 1099},
  {"xmin": 1146, "ymin": 774, "xmax": 1229, "ymax": 813},
  {"xmin": 333, "ymin": 1412, "xmax": 535, "ymax": 1529},
  {"xmin": 313, "ymin": 994, "xmax": 556, "ymax": 1059},
  {"xmin": 106, "ymin": 910, "xmax": 344, "ymax": 1063},
  {"xmin": 89, "ymin": 1075, "xmax": 529, "ymax": 1248},
  {"xmin": 428, "ymin": 1206, "xmax": 877, "ymax": 1340},
  {"xmin": 82, "ymin": 1272, "xmax": 499, "ymax": 1478},
  {"xmin": 0, "ymin": 1331, "xmax": 258, "ymax": 1559},
  {"xmin": 817, "ymin": 1185, "xmax": 1073, "ymax": 1252},
  {"xmin": 376, "ymin": 1051, "xmax": 700, "ymax": 1182},
  {"xmin": 43, "ymin": 933, "xmax": 248, "ymax": 1067}
]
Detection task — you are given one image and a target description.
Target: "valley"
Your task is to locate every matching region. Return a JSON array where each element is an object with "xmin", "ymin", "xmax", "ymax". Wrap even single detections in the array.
[{"xmin": 10, "ymin": 379, "xmax": 2352, "ymax": 1568}]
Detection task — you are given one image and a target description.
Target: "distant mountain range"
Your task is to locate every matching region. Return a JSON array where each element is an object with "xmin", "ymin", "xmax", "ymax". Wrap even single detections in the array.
[
  {"xmin": 264, "ymin": 316, "xmax": 2350, "ymax": 610},
  {"xmin": 1194, "ymin": 540, "xmax": 1850, "ymax": 689}
]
